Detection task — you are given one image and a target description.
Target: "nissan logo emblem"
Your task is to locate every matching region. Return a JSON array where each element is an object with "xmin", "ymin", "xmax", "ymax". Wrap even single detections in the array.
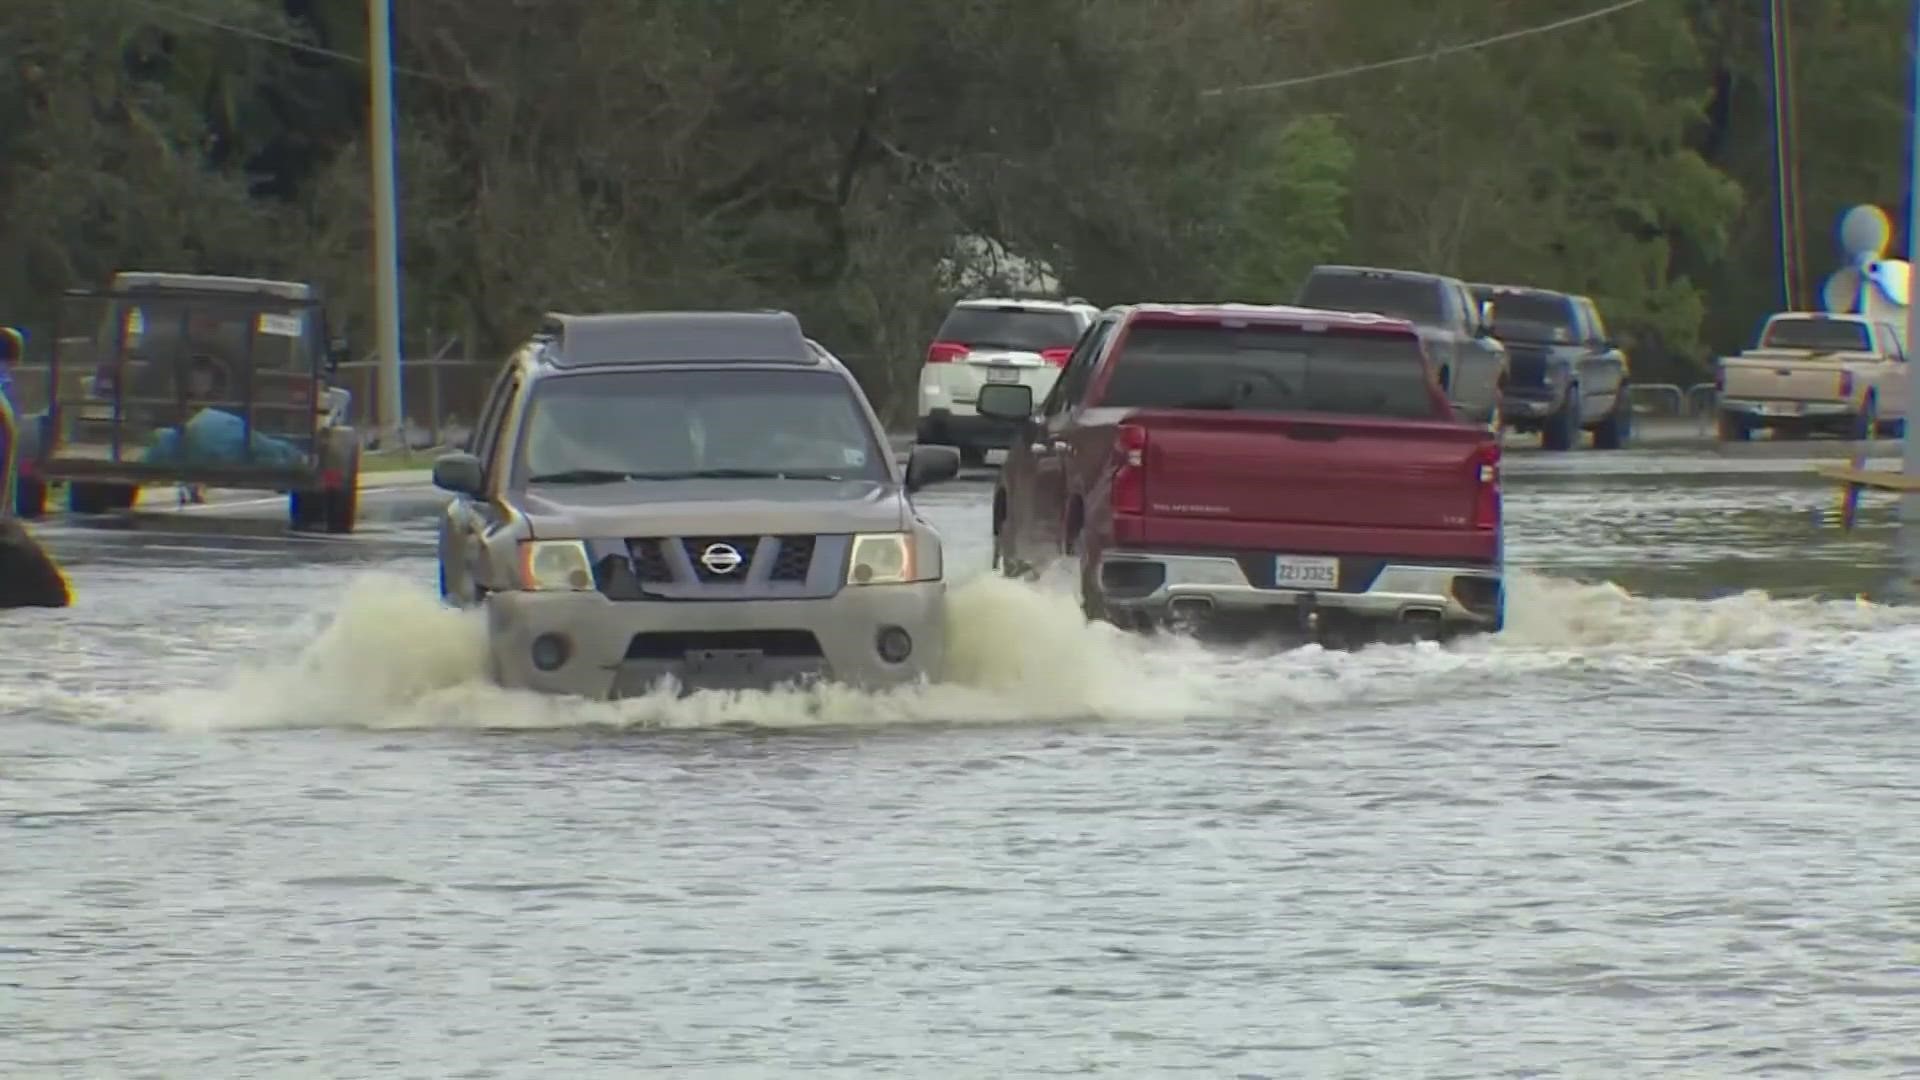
[{"xmin": 700, "ymin": 543, "xmax": 745, "ymax": 575}]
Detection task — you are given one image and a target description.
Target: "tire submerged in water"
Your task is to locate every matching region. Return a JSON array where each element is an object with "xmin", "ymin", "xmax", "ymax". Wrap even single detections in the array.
[{"xmin": 0, "ymin": 517, "xmax": 71, "ymax": 608}]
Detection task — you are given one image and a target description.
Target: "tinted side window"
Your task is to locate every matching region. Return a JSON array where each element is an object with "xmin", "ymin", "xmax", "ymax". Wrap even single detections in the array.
[{"xmin": 1045, "ymin": 318, "xmax": 1115, "ymax": 416}]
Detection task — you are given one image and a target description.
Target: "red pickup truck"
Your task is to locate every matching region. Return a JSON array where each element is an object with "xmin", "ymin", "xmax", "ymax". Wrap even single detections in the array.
[{"xmin": 974, "ymin": 303, "xmax": 1505, "ymax": 643}]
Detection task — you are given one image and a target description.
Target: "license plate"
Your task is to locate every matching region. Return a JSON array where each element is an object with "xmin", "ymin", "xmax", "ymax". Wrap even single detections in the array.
[
  {"xmin": 985, "ymin": 366, "xmax": 1020, "ymax": 383},
  {"xmin": 1274, "ymin": 555, "xmax": 1339, "ymax": 589},
  {"xmin": 1757, "ymin": 402, "xmax": 1801, "ymax": 416}
]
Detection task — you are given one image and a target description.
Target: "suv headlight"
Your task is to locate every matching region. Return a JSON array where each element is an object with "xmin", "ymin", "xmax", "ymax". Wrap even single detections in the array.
[
  {"xmin": 518, "ymin": 540, "xmax": 596, "ymax": 591},
  {"xmin": 847, "ymin": 532, "xmax": 932, "ymax": 585}
]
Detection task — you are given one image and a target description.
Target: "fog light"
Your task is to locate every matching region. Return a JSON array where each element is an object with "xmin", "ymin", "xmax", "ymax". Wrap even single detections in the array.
[
  {"xmin": 875, "ymin": 625, "xmax": 913, "ymax": 664},
  {"xmin": 531, "ymin": 633, "xmax": 571, "ymax": 672}
]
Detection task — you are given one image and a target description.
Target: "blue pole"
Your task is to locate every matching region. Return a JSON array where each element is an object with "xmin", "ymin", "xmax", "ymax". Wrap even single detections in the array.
[
  {"xmin": 369, "ymin": 0, "xmax": 405, "ymax": 451},
  {"xmin": 0, "ymin": 392, "xmax": 16, "ymax": 520},
  {"xmin": 1906, "ymin": 0, "xmax": 1920, "ymax": 520}
]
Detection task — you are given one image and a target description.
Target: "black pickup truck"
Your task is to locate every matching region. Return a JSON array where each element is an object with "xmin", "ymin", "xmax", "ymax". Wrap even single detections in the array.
[
  {"xmin": 1295, "ymin": 265, "xmax": 1508, "ymax": 427},
  {"xmin": 1471, "ymin": 283, "xmax": 1632, "ymax": 451}
]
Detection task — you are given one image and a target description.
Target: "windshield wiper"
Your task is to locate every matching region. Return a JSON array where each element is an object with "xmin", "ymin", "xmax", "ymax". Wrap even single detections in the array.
[
  {"xmin": 624, "ymin": 468, "xmax": 849, "ymax": 481},
  {"xmin": 527, "ymin": 469, "xmax": 638, "ymax": 484}
]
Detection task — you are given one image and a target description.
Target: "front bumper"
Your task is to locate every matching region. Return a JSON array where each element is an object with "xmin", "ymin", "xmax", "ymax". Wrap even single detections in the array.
[
  {"xmin": 484, "ymin": 582, "xmax": 947, "ymax": 698},
  {"xmin": 1093, "ymin": 550, "xmax": 1503, "ymax": 633},
  {"xmin": 1719, "ymin": 398, "xmax": 1854, "ymax": 422}
]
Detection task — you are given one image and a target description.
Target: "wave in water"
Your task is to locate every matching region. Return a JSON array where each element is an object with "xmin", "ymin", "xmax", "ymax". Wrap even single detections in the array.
[{"xmin": 80, "ymin": 565, "xmax": 1915, "ymax": 734}]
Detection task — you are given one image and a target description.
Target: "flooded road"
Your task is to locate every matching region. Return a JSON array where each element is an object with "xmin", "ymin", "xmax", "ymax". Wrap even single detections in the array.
[{"xmin": 5, "ymin": 435, "xmax": 1920, "ymax": 1078}]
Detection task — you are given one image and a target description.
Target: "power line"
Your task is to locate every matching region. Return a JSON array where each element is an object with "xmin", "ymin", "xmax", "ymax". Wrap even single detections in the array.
[
  {"xmin": 119, "ymin": 0, "xmax": 475, "ymax": 87},
  {"xmin": 1201, "ymin": 0, "xmax": 1655, "ymax": 98}
]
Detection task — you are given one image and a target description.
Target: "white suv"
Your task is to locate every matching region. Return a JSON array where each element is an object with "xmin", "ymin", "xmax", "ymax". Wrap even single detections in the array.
[{"xmin": 916, "ymin": 297, "xmax": 1099, "ymax": 466}]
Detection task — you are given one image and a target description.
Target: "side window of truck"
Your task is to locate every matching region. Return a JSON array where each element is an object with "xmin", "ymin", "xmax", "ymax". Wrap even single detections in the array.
[
  {"xmin": 1584, "ymin": 300, "xmax": 1611, "ymax": 347},
  {"xmin": 1043, "ymin": 318, "xmax": 1115, "ymax": 417},
  {"xmin": 1877, "ymin": 322, "xmax": 1905, "ymax": 361},
  {"xmin": 1444, "ymin": 283, "xmax": 1470, "ymax": 331}
]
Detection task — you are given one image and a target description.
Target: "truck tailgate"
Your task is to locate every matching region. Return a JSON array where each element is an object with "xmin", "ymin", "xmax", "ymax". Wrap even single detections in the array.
[
  {"xmin": 1722, "ymin": 353, "xmax": 1850, "ymax": 401},
  {"xmin": 1130, "ymin": 409, "xmax": 1493, "ymax": 532}
]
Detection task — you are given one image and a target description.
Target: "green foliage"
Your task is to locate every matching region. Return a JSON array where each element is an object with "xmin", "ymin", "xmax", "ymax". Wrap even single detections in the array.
[{"xmin": 0, "ymin": 0, "xmax": 1905, "ymax": 399}]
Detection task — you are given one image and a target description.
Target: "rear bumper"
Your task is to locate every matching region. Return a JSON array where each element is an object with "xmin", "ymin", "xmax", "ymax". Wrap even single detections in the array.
[
  {"xmin": 1719, "ymin": 398, "xmax": 1855, "ymax": 422},
  {"xmin": 1499, "ymin": 389, "xmax": 1567, "ymax": 425},
  {"xmin": 916, "ymin": 407, "xmax": 1019, "ymax": 450},
  {"xmin": 1092, "ymin": 550, "xmax": 1503, "ymax": 630},
  {"xmin": 483, "ymin": 583, "xmax": 947, "ymax": 699}
]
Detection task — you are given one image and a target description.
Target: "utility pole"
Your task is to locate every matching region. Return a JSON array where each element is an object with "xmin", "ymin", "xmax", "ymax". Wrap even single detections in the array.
[
  {"xmin": 369, "ymin": 0, "xmax": 405, "ymax": 451},
  {"xmin": 1905, "ymin": 0, "xmax": 1920, "ymax": 523}
]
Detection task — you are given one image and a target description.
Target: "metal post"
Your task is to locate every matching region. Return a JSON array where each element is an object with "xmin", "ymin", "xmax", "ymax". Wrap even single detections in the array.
[
  {"xmin": 369, "ymin": 0, "xmax": 405, "ymax": 451},
  {"xmin": 1904, "ymin": 0, "xmax": 1920, "ymax": 522}
]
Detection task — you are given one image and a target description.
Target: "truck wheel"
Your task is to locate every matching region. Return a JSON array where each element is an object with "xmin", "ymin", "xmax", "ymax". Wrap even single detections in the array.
[
  {"xmin": 1716, "ymin": 411, "xmax": 1752, "ymax": 442},
  {"xmin": 1542, "ymin": 386, "xmax": 1581, "ymax": 451},
  {"xmin": 1592, "ymin": 385, "xmax": 1633, "ymax": 450}
]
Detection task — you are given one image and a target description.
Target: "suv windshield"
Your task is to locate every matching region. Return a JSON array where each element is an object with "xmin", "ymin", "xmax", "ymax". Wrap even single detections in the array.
[
  {"xmin": 513, "ymin": 369, "xmax": 890, "ymax": 485},
  {"xmin": 1479, "ymin": 291, "xmax": 1577, "ymax": 343},
  {"xmin": 1296, "ymin": 273, "xmax": 1443, "ymax": 325},
  {"xmin": 1098, "ymin": 323, "xmax": 1441, "ymax": 420},
  {"xmin": 935, "ymin": 306, "xmax": 1082, "ymax": 351},
  {"xmin": 1761, "ymin": 318, "xmax": 1871, "ymax": 353}
]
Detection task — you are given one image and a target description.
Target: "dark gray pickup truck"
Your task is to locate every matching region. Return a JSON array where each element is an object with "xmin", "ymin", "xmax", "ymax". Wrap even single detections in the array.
[
  {"xmin": 1471, "ymin": 283, "xmax": 1632, "ymax": 451},
  {"xmin": 1295, "ymin": 265, "xmax": 1507, "ymax": 427}
]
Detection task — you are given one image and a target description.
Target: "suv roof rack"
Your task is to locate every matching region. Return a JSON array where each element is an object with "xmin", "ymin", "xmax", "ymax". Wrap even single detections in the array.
[{"xmin": 537, "ymin": 310, "xmax": 817, "ymax": 368}]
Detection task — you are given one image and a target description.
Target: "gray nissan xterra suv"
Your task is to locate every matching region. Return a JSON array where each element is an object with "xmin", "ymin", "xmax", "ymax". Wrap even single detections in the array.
[{"xmin": 432, "ymin": 310, "xmax": 962, "ymax": 698}]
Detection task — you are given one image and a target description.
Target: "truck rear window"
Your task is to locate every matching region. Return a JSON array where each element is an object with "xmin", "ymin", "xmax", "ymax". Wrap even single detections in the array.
[
  {"xmin": 1296, "ymin": 273, "xmax": 1442, "ymax": 325},
  {"xmin": 1761, "ymin": 318, "xmax": 1870, "ymax": 353},
  {"xmin": 935, "ymin": 307, "xmax": 1082, "ymax": 351},
  {"xmin": 1480, "ymin": 291, "xmax": 1577, "ymax": 343},
  {"xmin": 1098, "ymin": 323, "xmax": 1441, "ymax": 420}
]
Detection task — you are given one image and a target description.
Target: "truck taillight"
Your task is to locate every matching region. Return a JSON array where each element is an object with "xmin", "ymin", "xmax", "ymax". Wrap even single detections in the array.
[
  {"xmin": 926, "ymin": 341, "xmax": 969, "ymax": 364},
  {"xmin": 1111, "ymin": 423, "xmax": 1148, "ymax": 515},
  {"xmin": 1039, "ymin": 347, "xmax": 1073, "ymax": 367},
  {"xmin": 1838, "ymin": 370, "xmax": 1855, "ymax": 398},
  {"xmin": 1471, "ymin": 442, "xmax": 1501, "ymax": 530}
]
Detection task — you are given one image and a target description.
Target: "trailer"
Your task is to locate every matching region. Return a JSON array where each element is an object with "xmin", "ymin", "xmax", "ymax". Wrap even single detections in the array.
[{"xmin": 18, "ymin": 272, "xmax": 362, "ymax": 532}]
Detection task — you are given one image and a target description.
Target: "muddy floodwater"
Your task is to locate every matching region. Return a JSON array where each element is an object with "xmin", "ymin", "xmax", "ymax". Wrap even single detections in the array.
[{"xmin": 4, "ymin": 434, "xmax": 1920, "ymax": 1078}]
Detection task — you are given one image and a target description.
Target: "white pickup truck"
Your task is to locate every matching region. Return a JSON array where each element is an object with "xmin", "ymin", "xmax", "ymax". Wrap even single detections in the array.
[{"xmin": 1715, "ymin": 312, "xmax": 1908, "ymax": 441}]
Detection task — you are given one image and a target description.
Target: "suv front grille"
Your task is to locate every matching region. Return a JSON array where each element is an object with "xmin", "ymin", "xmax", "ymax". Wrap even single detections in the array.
[
  {"xmin": 601, "ymin": 534, "xmax": 823, "ymax": 597},
  {"xmin": 682, "ymin": 536, "xmax": 760, "ymax": 583},
  {"xmin": 627, "ymin": 539, "xmax": 672, "ymax": 582},
  {"xmin": 769, "ymin": 536, "xmax": 815, "ymax": 581}
]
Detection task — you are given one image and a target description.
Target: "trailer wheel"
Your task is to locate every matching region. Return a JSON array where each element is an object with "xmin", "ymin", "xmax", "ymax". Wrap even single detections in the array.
[
  {"xmin": 69, "ymin": 481, "xmax": 137, "ymax": 515},
  {"xmin": 322, "ymin": 445, "xmax": 361, "ymax": 534},
  {"xmin": 292, "ymin": 430, "xmax": 361, "ymax": 534},
  {"xmin": 14, "ymin": 475, "xmax": 47, "ymax": 519}
]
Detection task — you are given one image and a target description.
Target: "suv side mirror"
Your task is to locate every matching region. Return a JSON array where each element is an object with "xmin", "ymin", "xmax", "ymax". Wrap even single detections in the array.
[
  {"xmin": 976, "ymin": 382, "xmax": 1034, "ymax": 421},
  {"xmin": 905, "ymin": 445, "xmax": 960, "ymax": 491},
  {"xmin": 432, "ymin": 451, "xmax": 484, "ymax": 496}
]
